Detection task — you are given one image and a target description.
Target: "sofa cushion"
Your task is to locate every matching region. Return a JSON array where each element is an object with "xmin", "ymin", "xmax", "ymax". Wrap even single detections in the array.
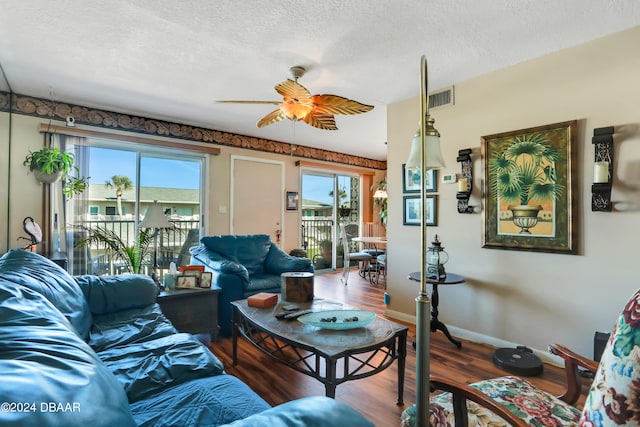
[
  {"xmin": 245, "ymin": 274, "xmax": 281, "ymax": 293},
  {"xmin": 88, "ymin": 303, "xmax": 178, "ymax": 352},
  {"xmin": 75, "ymin": 274, "xmax": 158, "ymax": 315},
  {"xmin": 221, "ymin": 396, "xmax": 375, "ymax": 427},
  {"xmin": 264, "ymin": 244, "xmax": 313, "ymax": 275},
  {"xmin": 98, "ymin": 332, "xmax": 225, "ymax": 402},
  {"xmin": 130, "ymin": 374, "xmax": 270, "ymax": 426},
  {"xmin": 201, "ymin": 235, "xmax": 271, "ymax": 276},
  {"xmin": 0, "ymin": 281, "xmax": 135, "ymax": 427},
  {"xmin": 190, "ymin": 245, "xmax": 250, "ymax": 279},
  {"xmin": 0, "ymin": 249, "xmax": 92, "ymax": 340}
]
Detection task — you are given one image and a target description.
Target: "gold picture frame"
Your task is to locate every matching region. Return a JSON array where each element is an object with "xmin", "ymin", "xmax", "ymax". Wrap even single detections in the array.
[{"xmin": 481, "ymin": 120, "xmax": 578, "ymax": 254}]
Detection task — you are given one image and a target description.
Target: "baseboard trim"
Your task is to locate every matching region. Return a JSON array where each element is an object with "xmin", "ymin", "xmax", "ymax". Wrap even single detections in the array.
[{"xmin": 383, "ymin": 309, "xmax": 563, "ymax": 367}]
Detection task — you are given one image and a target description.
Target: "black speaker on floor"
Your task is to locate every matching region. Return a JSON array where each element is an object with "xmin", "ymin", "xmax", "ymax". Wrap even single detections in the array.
[{"xmin": 594, "ymin": 331, "xmax": 610, "ymax": 362}]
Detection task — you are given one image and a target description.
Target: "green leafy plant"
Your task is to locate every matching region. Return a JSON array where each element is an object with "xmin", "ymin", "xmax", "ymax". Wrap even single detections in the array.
[
  {"xmin": 23, "ymin": 146, "xmax": 89, "ymax": 199},
  {"xmin": 488, "ymin": 134, "xmax": 564, "ymax": 206},
  {"xmin": 75, "ymin": 225, "xmax": 154, "ymax": 274},
  {"xmin": 329, "ymin": 186, "xmax": 351, "ymax": 217},
  {"xmin": 24, "ymin": 146, "xmax": 75, "ymax": 176}
]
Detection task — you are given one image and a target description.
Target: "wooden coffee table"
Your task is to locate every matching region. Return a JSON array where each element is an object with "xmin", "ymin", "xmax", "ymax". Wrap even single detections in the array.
[{"xmin": 231, "ymin": 297, "xmax": 408, "ymax": 404}]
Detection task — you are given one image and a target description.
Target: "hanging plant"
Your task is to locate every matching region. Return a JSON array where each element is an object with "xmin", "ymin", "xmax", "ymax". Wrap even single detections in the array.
[{"xmin": 23, "ymin": 146, "xmax": 89, "ymax": 199}]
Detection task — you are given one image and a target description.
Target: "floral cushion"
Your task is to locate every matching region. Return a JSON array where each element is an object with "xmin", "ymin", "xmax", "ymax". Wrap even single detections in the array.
[
  {"xmin": 580, "ymin": 289, "xmax": 640, "ymax": 426},
  {"xmin": 400, "ymin": 375, "xmax": 581, "ymax": 427}
]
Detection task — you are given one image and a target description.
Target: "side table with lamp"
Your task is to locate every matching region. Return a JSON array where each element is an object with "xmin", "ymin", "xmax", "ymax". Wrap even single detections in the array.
[{"xmin": 408, "ymin": 235, "xmax": 464, "ymax": 349}]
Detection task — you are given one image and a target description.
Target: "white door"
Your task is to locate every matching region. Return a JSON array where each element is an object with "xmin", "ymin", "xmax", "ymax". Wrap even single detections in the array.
[{"xmin": 231, "ymin": 156, "xmax": 284, "ymax": 245}]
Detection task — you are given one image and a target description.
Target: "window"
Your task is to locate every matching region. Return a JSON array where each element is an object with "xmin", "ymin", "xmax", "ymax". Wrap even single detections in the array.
[
  {"xmin": 175, "ymin": 207, "xmax": 193, "ymax": 217},
  {"xmin": 63, "ymin": 137, "xmax": 206, "ymax": 275}
]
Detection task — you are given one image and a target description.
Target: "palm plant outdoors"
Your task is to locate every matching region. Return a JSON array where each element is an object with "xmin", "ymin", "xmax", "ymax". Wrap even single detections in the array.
[
  {"xmin": 105, "ymin": 175, "xmax": 133, "ymax": 218},
  {"xmin": 75, "ymin": 225, "xmax": 154, "ymax": 274},
  {"xmin": 488, "ymin": 134, "xmax": 564, "ymax": 206}
]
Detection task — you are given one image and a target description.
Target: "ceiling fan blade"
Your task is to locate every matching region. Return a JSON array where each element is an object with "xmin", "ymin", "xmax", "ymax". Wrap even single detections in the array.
[
  {"xmin": 257, "ymin": 108, "xmax": 286, "ymax": 128},
  {"xmin": 217, "ymin": 100, "xmax": 280, "ymax": 105},
  {"xmin": 311, "ymin": 95, "xmax": 374, "ymax": 115},
  {"xmin": 275, "ymin": 79, "xmax": 312, "ymax": 103},
  {"xmin": 303, "ymin": 112, "xmax": 337, "ymax": 130}
]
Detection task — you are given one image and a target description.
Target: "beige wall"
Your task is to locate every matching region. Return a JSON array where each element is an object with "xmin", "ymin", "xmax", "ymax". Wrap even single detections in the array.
[
  {"xmin": 385, "ymin": 26, "xmax": 640, "ymax": 359},
  {"xmin": 0, "ymin": 114, "xmax": 380, "ymax": 254}
]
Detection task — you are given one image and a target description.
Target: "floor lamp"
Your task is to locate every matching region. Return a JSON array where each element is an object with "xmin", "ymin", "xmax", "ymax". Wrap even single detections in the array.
[
  {"xmin": 139, "ymin": 200, "xmax": 171, "ymax": 286},
  {"xmin": 405, "ymin": 54, "xmax": 446, "ymax": 427}
]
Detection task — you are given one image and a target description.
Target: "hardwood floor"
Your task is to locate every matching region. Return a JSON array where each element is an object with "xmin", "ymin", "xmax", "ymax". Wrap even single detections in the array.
[{"xmin": 207, "ymin": 268, "xmax": 590, "ymax": 426}]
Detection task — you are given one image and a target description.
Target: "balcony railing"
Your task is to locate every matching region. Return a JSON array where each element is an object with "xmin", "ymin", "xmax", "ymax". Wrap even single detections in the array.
[
  {"xmin": 301, "ymin": 218, "xmax": 360, "ymax": 270},
  {"xmin": 68, "ymin": 219, "xmax": 200, "ymax": 275}
]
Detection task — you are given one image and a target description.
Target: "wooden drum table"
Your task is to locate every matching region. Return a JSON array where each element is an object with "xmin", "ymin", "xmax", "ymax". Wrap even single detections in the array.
[{"xmin": 281, "ymin": 272, "xmax": 314, "ymax": 303}]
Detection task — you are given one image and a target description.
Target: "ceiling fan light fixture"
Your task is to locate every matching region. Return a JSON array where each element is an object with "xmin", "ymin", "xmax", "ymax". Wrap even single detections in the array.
[{"xmin": 219, "ymin": 66, "xmax": 374, "ymax": 131}]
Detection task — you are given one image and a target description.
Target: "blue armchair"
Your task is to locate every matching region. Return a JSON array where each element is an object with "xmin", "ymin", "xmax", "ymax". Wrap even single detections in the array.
[{"xmin": 190, "ymin": 234, "xmax": 314, "ymax": 336}]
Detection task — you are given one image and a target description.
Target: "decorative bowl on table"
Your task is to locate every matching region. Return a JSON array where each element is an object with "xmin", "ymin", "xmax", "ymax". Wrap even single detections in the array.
[{"xmin": 298, "ymin": 310, "xmax": 376, "ymax": 330}]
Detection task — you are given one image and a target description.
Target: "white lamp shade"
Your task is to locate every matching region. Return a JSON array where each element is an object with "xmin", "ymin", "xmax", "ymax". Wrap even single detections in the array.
[
  {"xmin": 139, "ymin": 201, "xmax": 171, "ymax": 228},
  {"xmin": 406, "ymin": 129, "xmax": 446, "ymax": 171},
  {"xmin": 373, "ymin": 189, "xmax": 388, "ymax": 199}
]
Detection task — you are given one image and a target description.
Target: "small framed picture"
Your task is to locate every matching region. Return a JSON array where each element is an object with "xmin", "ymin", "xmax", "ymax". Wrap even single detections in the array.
[
  {"xmin": 199, "ymin": 272, "xmax": 212, "ymax": 288},
  {"xmin": 175, "ymin": 275, "xmax": 198, "ymax": 289},
  {"xmin": 402, "ymin": 164, "xmax": 437, "ymax": 193},
  {"xmin": 403, "ymin": 195, "xmax": 438, "ymax": 226},
  {"xmin": 286, "ymin": 191, "xmax": 299, "ymax": 211},
  {"xmin": 179, "ymin": 265, "xmax": 204, "ymax": 274}
]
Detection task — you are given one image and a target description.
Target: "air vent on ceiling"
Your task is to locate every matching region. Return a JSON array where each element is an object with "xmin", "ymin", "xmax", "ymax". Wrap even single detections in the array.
[{"xmin": 428, "ymin": 86, "xmax": 454, "ymax": 109}]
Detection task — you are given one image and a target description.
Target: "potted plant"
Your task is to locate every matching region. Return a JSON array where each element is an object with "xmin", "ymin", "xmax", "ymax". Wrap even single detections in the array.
[
  {"xmin": 487, "ymin": 134, "xmax": 564, "ymax": 234},
  {"xmin": 74, "ymin": 225, "xmax": 154, "ymax": 274},
  {"xmin": 23, "ymin": 146, "xmax": 89, "ymax": 198}
]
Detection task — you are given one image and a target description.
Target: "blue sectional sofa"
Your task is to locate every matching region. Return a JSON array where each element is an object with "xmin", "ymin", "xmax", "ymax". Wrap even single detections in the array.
[
  {"xmin": 189, "ymin": 234, "xmax": 314, "ymax": 336},
  {"xmin": 0, "ymin": 249, "xmax": 372, "ymax": 427}
]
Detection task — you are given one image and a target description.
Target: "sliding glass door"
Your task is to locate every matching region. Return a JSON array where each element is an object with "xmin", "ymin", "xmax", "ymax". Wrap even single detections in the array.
[
  {"xmin": 64, "ymin": 138, "xmax": 205, "ymax": 275},
  {"xmin": 301, "ymin": 171, "xmax": 361, "ymax": 271}
]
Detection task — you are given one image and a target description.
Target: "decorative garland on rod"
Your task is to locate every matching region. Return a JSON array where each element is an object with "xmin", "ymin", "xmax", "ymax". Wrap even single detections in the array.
[{"xmin": 0, "ymin": 91, "xmax": 386, "ymax": 171}]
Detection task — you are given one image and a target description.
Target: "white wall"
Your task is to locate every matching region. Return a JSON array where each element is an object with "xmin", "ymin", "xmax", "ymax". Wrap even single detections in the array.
[{"xmin": 385, "ymin": 26, "xmax": 640, "ymax": 359}]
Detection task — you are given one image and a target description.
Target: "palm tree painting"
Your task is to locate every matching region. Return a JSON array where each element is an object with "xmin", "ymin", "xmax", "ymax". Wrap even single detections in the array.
[
  {"xmin": 482, "ymin": 121, "xmax": 577, "ymax": 254},
  {"xmin": 105, "ymin": 175, "xmax": 133, "ymax": 218},
  {"xmin": 488, "ymin": 133, "xmax": 564, "ymax": 235}
]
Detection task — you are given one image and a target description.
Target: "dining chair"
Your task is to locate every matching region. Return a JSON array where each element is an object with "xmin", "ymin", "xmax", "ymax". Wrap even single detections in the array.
[
  {"xmin": 401, "ymin": 288, "xmax": 640, "ymax": 426},
  {"xmin": 339, "ymin": 224, "xmax": 371, "ymax": 286}
]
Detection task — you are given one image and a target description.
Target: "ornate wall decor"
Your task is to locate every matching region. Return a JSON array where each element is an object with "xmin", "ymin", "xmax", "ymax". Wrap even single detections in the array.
[
  {"xmin": 482, "ymin": 120, "xmax": 577, "ymax": 254},
  {"xmin": 0, "ymin": 91, "xmax": 386, "ymax": 171}
]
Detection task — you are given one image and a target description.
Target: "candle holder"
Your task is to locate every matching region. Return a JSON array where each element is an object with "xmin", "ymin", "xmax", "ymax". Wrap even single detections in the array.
[
  {"xmin": 591, "ymin": 126, "xmax": 614, "ymax": 212},
  {"xmin": 456, "ymin": 148, "xmax": 473, "ymax": 213}
]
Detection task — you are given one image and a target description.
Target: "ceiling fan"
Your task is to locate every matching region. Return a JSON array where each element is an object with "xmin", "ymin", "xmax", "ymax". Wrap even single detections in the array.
[{"xmin": 217, "ymin": 66, "xmax": 374, "ymax": 130}]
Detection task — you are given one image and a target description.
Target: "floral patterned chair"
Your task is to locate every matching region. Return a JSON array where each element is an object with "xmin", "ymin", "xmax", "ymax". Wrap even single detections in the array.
[{"xmin": 401, "ymin": 289, "xmax": 640, "ymax": 427}]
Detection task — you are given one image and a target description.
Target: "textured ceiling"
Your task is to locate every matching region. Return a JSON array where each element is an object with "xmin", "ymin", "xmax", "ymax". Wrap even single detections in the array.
[{"xmin": 1, "ymin": 1, "xmax": 639, "ymax": 161}]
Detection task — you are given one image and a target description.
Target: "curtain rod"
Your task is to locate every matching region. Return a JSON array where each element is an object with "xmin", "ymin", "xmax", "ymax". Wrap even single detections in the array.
[
  {"xmin": 38, "ymin": 123, "xmax": 221, "ymax": 155},
  {"xmin": 295, "ymin": 160, "xmax": 375, "ymax": 176}
]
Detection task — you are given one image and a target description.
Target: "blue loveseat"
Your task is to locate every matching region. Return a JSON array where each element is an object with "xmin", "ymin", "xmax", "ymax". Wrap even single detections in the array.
[
  {"xmin": 0, "ymin": 249, "xmax": 371, "ymax": 427},
  {"xmin": 189, "ymin": 234, "xmax": 314, "ymax": 336}
]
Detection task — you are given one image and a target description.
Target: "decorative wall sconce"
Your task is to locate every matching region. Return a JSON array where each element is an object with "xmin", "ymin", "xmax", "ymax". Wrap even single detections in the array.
[
  {"xmin": 456, "ymin": 148, "xmax": 473, "ymax": 213},
  {"xmin": 591, "ymin": 126, "xmax": 614, "ymax": 212}
]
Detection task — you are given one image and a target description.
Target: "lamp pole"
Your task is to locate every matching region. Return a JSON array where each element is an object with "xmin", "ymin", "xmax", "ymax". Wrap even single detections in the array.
[{"xmin": 416, "ymin": 55, "xmax": 444, "ymax": 427}]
